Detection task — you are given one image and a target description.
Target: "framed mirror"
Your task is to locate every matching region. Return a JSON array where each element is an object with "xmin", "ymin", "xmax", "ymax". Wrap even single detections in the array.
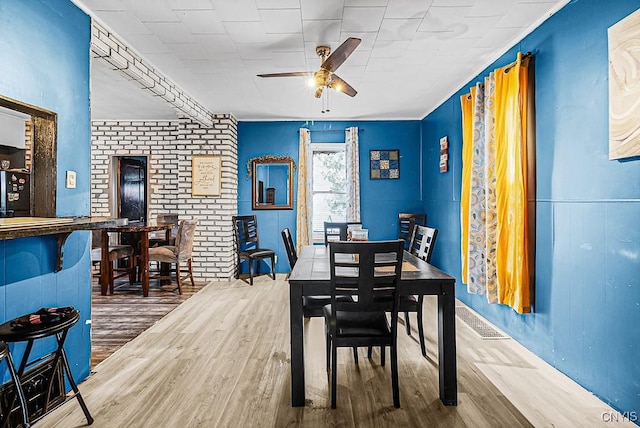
[{"xmin": 248, "ymin": 155, "xmax": 295, "ymax": 210}]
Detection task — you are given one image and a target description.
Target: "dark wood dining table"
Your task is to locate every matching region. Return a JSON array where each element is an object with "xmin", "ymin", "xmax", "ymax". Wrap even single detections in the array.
[
  {"xmin": 100, "ymin": 221, "xmax": 173, "ymax": 297},
  {"xmin": 288, "ymin": 245, "xmax": 458, "ymax": 407}
]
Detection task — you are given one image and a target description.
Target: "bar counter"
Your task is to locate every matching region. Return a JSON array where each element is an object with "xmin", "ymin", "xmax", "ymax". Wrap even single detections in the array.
[{"xmin": 0, "ymin": 216, "xmax": 129, "ymax": 271}]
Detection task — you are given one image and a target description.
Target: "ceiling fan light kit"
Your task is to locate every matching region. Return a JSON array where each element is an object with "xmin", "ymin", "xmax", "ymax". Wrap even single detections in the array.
[{"xmin": 258, "ymin": 37, "xmax": 362, "ymax": 113}]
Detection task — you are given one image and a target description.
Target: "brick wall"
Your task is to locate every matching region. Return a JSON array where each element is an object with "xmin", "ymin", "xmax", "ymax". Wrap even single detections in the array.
[{"xmin": 90, "ymin": 116, "xmax": 238, "ymax": 281}]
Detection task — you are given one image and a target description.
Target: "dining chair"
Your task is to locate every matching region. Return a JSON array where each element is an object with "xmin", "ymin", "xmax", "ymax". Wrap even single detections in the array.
[
  {"xmin": 147, "ymin": 219, "xmax": 198, "ymax": 295},
  {"xmin": 281, "ymin": 228, "xmax": 298, "ymax": 275},
  {"xmin": 402, "ymin": 225, "xmax": 438, "ymax": 356},
  {"xmin": 324, "ymin": 239, "xmax": 404, "ymax": 408},
  {"xmin": 90, "ymin": 230, "xmax": 136, "ymax": 294},
  {"xmin": 233, "ymin": 215, "xmax": 276, "ymax": 285},
  {"xmin": 324, "ymin": 222, "xmax": 347, "ymax": 245},
  {"xmin": 398, "ymin": 213, "xmax": 426, "ymax": 250},
  {"xmin": 324, "ymin": 221, "xmax": 363, "ymax": 245},
  {"xmin": 281, "ymin": 227, "xmax": 355, "ymax": 320},
  {"xmin": 149, "ymin": 213, "xmax": 179, "ymax": 246}
]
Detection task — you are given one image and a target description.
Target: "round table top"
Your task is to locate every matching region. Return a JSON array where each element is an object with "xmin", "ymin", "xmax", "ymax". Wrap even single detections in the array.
[{"xmin": 0, "ymin": 309, "xmax": 79, "ymax": 342}]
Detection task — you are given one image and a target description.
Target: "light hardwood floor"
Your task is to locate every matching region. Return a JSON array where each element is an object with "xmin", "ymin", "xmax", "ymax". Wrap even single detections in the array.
[{"xmin": 41, "ymin": 275, "xmax": 633, "ymax": 427}]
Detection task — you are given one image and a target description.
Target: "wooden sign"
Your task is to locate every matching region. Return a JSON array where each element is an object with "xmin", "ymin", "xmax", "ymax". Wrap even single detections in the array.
[{"xmin": 192, "ymin": 155, "xmax": 222, "ymax": 196}]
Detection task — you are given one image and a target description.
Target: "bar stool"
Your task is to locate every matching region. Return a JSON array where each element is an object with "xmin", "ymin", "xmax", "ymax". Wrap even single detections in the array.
[
  {"xmin": 0, "ymin": 341, "xmax": 30, "ymax": 427},
  {"xmin": 0, "ymin": 308, "xmax": 93, "ymax": 427}
]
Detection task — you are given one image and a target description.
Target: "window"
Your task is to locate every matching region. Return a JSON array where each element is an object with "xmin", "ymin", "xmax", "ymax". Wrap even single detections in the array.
[{"xmin": 311, "ymin": 143, "xmax": 346, "ymax": 242}]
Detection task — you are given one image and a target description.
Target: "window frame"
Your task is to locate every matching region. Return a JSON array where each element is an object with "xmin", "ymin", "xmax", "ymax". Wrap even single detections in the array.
[{"xmin": 310, "ymin": 142, "xmax": 346, "ymax": 243}]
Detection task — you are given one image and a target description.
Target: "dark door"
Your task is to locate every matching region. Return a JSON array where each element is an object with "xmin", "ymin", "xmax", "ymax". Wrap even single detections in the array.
[{"xmin": 118, "ymin": 157, "xmax": 147, "ymax": 222}]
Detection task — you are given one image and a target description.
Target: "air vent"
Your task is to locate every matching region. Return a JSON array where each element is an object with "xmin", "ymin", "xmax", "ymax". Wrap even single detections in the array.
[{"xmin": 455, "ymin": 306, "xmax": 509, "ymax": 339}]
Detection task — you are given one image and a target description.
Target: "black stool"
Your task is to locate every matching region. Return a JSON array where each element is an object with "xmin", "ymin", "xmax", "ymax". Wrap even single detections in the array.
[
  {"xmin": 0, "ymin": 309, "xmax": 93, "ymax": 427},
  {"xmin": 0, "ymin": 342, "xmax": 30, "ymax": 427}
]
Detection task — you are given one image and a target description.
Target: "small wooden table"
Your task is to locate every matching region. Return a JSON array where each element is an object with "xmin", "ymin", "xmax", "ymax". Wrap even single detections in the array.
[
  {"xmin": 288, "ymin": 245, "xmax": 458, "ymax": 407},
  {"xmin": 100, "ymin": 221, "xmax": 173, "ymax": 297}
]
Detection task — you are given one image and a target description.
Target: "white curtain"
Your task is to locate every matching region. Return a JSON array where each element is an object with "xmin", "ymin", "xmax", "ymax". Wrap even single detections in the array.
[
  {"xmin": 296, "ymin": 128, "xmax": 312, "ymax": 250},
  {"xmin": 345, "ymin": 127, "xmax": 361, "ymax": 222}
]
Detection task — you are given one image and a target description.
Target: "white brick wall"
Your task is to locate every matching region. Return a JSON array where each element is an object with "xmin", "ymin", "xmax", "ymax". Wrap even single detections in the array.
[{"xmin": 90, "ymin": 117, "xmax": 238, "ymax": 281}]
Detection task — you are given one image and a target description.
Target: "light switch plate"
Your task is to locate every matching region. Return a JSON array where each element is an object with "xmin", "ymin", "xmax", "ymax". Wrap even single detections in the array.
[{"xmin": 66, "ymin": 170, "xmax": 76, "ymax": 189}]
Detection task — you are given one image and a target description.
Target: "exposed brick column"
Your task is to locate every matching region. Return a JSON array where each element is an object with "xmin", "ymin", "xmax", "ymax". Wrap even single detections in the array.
[{"xmin": 90, "ymin": 117, "xmax": 237, "ymax": 281}]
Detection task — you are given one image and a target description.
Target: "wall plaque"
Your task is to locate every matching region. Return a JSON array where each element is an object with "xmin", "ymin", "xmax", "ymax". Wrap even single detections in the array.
[{"xmin": 192, "ymin": 155, "xmax": 222, "ymax": 196}]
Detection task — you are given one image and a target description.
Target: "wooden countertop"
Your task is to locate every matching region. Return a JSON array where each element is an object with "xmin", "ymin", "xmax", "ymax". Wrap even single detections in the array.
[
  {"xmin": 0, "ymin": 216, "xmax": 129, "ymax": 240},
  {"xmin": 0, "ymin": 216, "xmax": 131, "ymax": 271}
]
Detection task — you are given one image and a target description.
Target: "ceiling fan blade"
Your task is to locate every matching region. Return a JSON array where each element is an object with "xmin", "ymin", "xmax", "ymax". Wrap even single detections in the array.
[
  {"xmin": 320, "ymin": 37, "xmax": 361, "ymax": 73},
  {"xmin": 257, "ymin": 71, "xmax": 313, "ymax": 78},
  {"xmin": 330, "ymin": 74, "xmax": 357, "ymax": 97}
]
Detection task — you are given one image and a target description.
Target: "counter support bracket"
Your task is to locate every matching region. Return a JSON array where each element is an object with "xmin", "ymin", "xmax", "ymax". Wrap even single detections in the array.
[{"xmin": 55, "ymin": 232, "xmax": 72, "ymax": 272}]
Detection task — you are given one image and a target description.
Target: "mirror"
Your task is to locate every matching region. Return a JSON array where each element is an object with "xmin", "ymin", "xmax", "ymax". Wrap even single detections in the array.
[{"xmin": 249, "ymin": 155, "xmax": 295, "ymax": 210}]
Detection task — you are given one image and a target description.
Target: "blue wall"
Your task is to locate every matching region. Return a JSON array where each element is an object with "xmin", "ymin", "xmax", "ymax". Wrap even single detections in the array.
[
  {"xmin": 238, "ymin": 120, "xmax": 422, "ymax": 272},
  {"xmin": 421, "ymin": 0, "xmax": 640, "ymax": 416},
  {"xmin": 0, "ymin": 0, "xmax": 92, "ymax": 384}
]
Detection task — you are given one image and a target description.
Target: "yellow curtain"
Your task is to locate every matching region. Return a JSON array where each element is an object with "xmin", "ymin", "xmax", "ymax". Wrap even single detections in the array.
[
  {"xmin": 460, "ymin": 52, "xmax": 532, "ymax": 314},
  {"xmin": 296, "ymin": 128, "xmax": 312, "ymax": 251},
  {"xmin": 493, "ymin": 52, "xmax": 531, "ymax": 314},
  {"xmin": 460, "ymin": 88, "xmax": 475, "ymax": 285}
]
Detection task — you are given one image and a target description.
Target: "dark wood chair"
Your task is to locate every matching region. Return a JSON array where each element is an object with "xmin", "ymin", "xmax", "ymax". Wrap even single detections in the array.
[
  {"xmin": 147, "ymin": 219, "xmax": 197, "ymax": 295},
  {"xmin": 281, "ymin": 227, "xmax": 354, "ymax": 319},
  {"xmin": 398, "ymin": 213, "xmax": 426, "ymax": 250},
  {"xmin": 323, "ymin": 222, "xmax": 347, "ymax": 245},
  {"xmin": 149, "ymin": 213, "xmax": 179, "ymax": 247},
  {"xmin": 233, "ymin": 215, "xmax": 276, "ymax": 285},
  {"xmin": 281, "ymin": 228, "xmax": 297, "ymax": 274},
  {"xmin": 323, "ymin": 221, "xmax": 363, "ymax": 245},
  {"xmin": 323, "ymin": 239, "xmax": 404, "ymax": 408},
  {"xmin": 401, "ymin": 225, "xmax": 438, "ymax": 356},
  {"xmin": 90, "ymin": 230, "xmax": 136, "ymax": 294}
]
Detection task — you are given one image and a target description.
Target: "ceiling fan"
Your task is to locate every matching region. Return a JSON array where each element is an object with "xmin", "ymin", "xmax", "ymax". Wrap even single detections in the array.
[{"xmin": 257, "ymin": 37, "xmax": 362, "ymax": 101}]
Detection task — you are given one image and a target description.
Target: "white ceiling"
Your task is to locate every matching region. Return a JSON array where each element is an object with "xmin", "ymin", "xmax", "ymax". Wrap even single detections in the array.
[{"xmin": 77, "ymin": 0, "xmax": 569, "ymax": 122}]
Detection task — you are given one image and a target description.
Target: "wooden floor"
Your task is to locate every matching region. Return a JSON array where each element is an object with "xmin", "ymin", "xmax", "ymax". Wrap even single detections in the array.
[
  {"xmin": 90, "ymin": 276, "xmax": 206, "ymax": 367},
  {"xmin": 41, "ymin": 275, "xmax": 632, "ymax": 427}
]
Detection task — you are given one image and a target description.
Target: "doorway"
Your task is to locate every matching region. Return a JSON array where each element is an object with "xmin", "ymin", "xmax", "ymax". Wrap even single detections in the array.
[{"xmin": 117, "ymin": 156, "xmax": 147, "ymax": 222}]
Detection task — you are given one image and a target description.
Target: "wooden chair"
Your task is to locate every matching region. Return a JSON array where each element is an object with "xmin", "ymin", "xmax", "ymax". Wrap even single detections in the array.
[
  {"xmin": 281, "ymin": 228, "xmax": 298, "ymax": 274},
  {"xmin": 281, "ymin": 227, "xmax": 354, "ymax": 319},
  {"xmin": 402, "ymin": 225, "xmax": 438, "ymax": 356},
  {"xmin": 233, "ymin": 215, "xmax": 276, "ymax": 285},
  {"xmin": 324, "ymin": 239, "xmax": 404, "ymax": 408},
  {"xmin": 149, "ymin": 213, "xmax": 179, "ymax": 246},
  {"xmin": 398, "ymin": 213, "xmax": 426, "ymax": 250},
  {"xmin": 324, "ymin": 222, "xmax": 347, "ymax": 245},
  {"xmin": 90, "ymin": 230, "xmax": 136, "ymax": 294},
  {"xmin": 147, "ymin": 219, "xmax": 197, "ymax": 295},
  {"xmin": 323, "ymin": 221, "xmax": 363, "ymax": 245}
]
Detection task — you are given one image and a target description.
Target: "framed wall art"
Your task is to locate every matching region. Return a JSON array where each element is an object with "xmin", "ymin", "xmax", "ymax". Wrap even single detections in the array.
[
  {"xmin": 608, "ymin": 7, "xmax": 640, "ymax": 159},
  {"xmin": 192, "ymin": 155, "xmax": 222, "ymax": 196},
  {"xmin": 370, "ymin": 149, "xmax": 399, "ymax": 179}
]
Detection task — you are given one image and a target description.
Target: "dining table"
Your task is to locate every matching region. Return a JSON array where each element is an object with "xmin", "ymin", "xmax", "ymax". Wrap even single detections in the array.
[
  {"xmin": 288, "ymin": 244, "xmax": 458, "ymax": 407},
  {"xmin": 100, "ymin": 220, "xmax": 174, "ymax": 297}
]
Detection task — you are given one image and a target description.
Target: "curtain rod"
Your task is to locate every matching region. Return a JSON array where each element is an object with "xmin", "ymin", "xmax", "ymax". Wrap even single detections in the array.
[
  {"xmin": 465, "ymin": 52, "xmax": 533, "ymax": 98},
  {"xmin": 504, "ymin": 51, "xmax": 532, "ymax": 73},
  {"xmin": 298, "ymin": 129, "xmax": 364, "ymax": 133}
]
